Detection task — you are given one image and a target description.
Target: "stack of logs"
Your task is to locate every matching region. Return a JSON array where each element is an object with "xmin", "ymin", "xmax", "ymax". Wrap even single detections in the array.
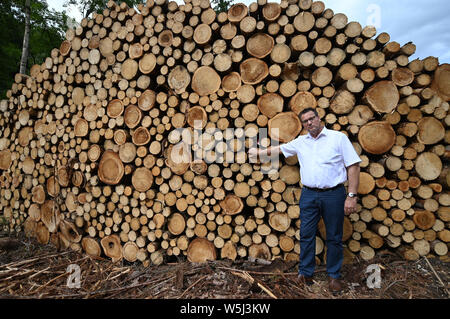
[{"xmin": 0, "ymin": 0, "xmax": 449, "ymax": 266}]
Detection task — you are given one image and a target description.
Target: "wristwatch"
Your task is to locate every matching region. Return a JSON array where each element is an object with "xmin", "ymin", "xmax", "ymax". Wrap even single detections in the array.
[{"xmin": 347, "ymin": 192, "xmax": 357, "ymax": 198}]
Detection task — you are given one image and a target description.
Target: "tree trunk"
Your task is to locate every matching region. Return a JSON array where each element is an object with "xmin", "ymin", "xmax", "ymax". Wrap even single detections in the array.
[{"xmin": 19, "ymin": 0, "xmax": 31, "ymax": 75}]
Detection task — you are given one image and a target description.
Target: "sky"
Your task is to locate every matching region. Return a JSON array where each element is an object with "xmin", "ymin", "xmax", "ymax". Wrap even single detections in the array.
[{"xmin": 47, "ymin": 0, "xmax": 450, "ymax": 63}]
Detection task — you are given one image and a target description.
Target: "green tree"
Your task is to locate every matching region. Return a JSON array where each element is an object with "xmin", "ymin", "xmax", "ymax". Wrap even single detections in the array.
[
  {"xmin": 0, "ymin": 0, "xmax": 68, "ymax": 99},
  {"xmin": 211, "ymin": 0, "xmax": 234, "ymax": 13},
  {"xmin": 64, "ymin": 0, "xmax": 143, "ymax": 19}
]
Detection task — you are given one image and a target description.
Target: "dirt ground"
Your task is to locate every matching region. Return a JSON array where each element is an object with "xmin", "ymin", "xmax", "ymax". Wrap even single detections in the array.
[{"xmin": 0, "ymin": 233, "xmax": 448, "ymax": 300}]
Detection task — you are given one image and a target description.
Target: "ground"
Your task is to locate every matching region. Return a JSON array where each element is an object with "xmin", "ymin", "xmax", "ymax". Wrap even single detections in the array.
[{"xmin": 0, "ymin": 233, "xmax": 448, "ymax": 299}]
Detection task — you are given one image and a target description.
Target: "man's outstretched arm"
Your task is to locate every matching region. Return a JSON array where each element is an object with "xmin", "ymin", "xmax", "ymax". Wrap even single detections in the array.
[{"xmin": 248, "ymin": 145, "xmax": 282, "ymax": 160}]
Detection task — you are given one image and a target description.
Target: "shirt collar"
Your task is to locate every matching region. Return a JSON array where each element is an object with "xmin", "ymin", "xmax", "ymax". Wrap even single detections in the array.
[{"xmin": 306, "ymin": 126, "xmax": 328, "ymax": 140}]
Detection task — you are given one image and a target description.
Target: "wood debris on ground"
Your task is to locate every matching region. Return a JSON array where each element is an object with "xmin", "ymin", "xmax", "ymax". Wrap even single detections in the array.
[{"xmin": 0, "ymin": 235, "xmax": 448, "ymax": 299}]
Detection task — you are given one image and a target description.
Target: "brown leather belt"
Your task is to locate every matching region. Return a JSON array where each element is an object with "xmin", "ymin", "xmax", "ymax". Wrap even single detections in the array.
[{"xmin": 303, "ymin": 183, "xmax": 344, "ymax": 192}]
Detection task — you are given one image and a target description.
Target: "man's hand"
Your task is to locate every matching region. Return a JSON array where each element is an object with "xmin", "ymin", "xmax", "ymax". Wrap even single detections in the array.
[{"xmin": 344, "ymin": 197, "xmax": 357, "ymax": 215}]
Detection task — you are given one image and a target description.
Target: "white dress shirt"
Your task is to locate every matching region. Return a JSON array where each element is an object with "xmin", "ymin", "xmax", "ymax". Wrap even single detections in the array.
[{"xmin": 280, "ymin": 127, "xmax": 361, "ymax": 189}]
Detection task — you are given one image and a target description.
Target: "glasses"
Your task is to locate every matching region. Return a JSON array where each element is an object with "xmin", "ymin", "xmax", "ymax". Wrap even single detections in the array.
[{"xmin": 301, "ymin": 115, "xmax": 317, "ymax": 124}]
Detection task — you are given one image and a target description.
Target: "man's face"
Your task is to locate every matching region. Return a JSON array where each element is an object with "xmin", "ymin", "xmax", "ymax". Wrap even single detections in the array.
[{"xmin": 300, "ymin": 111, "xmax": 321, "ymax": 134}]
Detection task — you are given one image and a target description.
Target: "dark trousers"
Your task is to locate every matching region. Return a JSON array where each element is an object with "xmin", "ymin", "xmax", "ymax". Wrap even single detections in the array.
[{"xmin": 298, "ymin": 185, "xmax": 346, "ymax": 279}]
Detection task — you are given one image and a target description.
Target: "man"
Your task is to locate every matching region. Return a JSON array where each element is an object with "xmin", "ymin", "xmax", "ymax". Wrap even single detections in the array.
[{"xmin": 249, "ymin": 107, "xmax": 361, "ymax": 293}]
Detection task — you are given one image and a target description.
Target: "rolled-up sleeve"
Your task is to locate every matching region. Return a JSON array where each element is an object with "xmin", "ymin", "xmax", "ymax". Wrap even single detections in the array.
[
  {"xmin": 280, "ymin": 138, "xmax": 299, "ymax": 158},
  {"xmin": 340, "ymin": 135, "xmax": 361, "ymax": 167}
]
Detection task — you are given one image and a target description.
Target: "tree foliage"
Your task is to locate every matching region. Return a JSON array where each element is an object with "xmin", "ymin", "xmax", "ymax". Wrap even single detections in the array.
[
  {"xmin": 64, "ymin": 0, "xmax": 143, "ymax": 19},
  {"xmin": 211, "ymin": 0, "xmax": 234, "ymax": 13},
  {"xmin": 0, "ymin": 0, "xmax": 69, "ymax": 99}
]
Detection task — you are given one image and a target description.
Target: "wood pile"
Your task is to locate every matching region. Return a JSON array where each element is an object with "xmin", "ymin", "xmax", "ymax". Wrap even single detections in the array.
[{"xmin": 0, "ymin": 0, "xmax": 449, "ymax": 266}]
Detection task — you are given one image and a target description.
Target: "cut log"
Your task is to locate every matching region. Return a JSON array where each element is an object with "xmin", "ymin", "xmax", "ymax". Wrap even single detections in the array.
[
  {"xmin": 268, "ymin": 212, "xmax": 291, "ymax": 232},
  {"xmin": 219, "ymin": 194, "xmax": 244, "ymax": 215},
  {"xmin": 416, "ymin": 117, "xmax": 445, "ymax": 145},
  {"xmin": 415, "ymin": 152, "xmax": 442, "ymax": 181},
  {"xmin": 100, "ymin": 234, "xmax": 123, "ymax": 262},
  {"xmin": 271, "ymin": 44, "xmax": 291, "ymax": 64},
  {"xmin": 391, "ymin": 67, "xmax": 414, "ymax": 87},
  {"xmin": 290, "ymin": 34, "xmax": 308, "ymax": 52},
  {"xmin": 240, "ymin": 58, "xmax": 269, "ymax": 85},
  {"xmin": 413, "ymin": 239, "xmax": 430, "ymax": 256},
  {"xmin": 138, "ymin": 90, "xmax": 156, "ymax": 111},
  {"xmin": 0, "ymin": 149, "xmax": 12, "ymax": 170},
  {"xmin": 311, "ymin": 67, "xmax": 332, "ymax": 87},
  {"xmin": 187, "ymin": 106, "xmax": 207, "ymax": 129},
  {"xmin": 129, "ymin": 44, "xmax": 143, "ymax": 61},
  {"xmin": 59, "ymin": 40, "xmax": 71, "ymax": 56},
  {"xmin": 246, "ymin": 33, "xmax": 274, "ymax": 58},
  {"xmin": 289, "ymin": 91, "xmax": 317, "ymax": 115},
  {"xmin": 139, "ymin": 53, "xmax": 156, "ymax": 74},
  {"xmin": 123, "ymin": 242, "xmax": 139, "ymax": 262},
  {"xmin": 124, "ymin": 105, "xmax": 142, "ymax": 129},
  {"xmin": 191, "ymin": 66, "xmax": 221, "ymax": 96},
  {"xmin": 132, "ymin": 167, "xmax": 153, "ymax": 192},
  {"xmin": 358, "ymin": 172, "xmax": 375, "ymax": 195},
  {"xmin": 228, "ymin": 3, "xmax": 248, "ymax": 23},
  {"xmin": 121, "ymin": 59, "xmax": 139, "ymax": 80},
  {"xmin": 413, "ymin": 210, "xmax": 436, "ymax": 230},
  {"xmin": 27, "ymin": 203, "xmax": 40, "ymax": 223},
  {"xmin": 81, "ymin": 237, "xmax": 101, "ymax": 257},
  {"xmin": 59, "ymin": 220, "xmax": 81, "ymax": 243},
  {"xmin": 431, "ymin": 63, "xmax": 450, "ymax": 101},
  {"xmin": 363, "ymin": 81, "xmax": 399, "ymax": 113},
  {"xmin": 98, "ymin": 150, "xmax": 124, "ymax": 185},
  {"xmin": 132, "ymin": 127, "xmax": 151, "ymax": 146},
  {"xmin": 106, "ymin": 99, "xmax": 124, "ymax": 118},
  {"xmin": 262, "ymin": 2, "xmax": 281, "ymax": 21},
  {"xmin": 248, "ymin": 243, "xmax": 271, "ymax": 260},
  {"xmin": 258, "ymin": 93, "xmax": 284, "ymax": 118},
  {"xmin": 358, "ymin": 121, "xmax": 396, "ymax": 155},
  {"xmin": 187, "ymin": 238, "xmax": 217, "ymax": 263},
  {"xmin": 431, "ymin": 240, "xmax": 448, "ymax": 256},
  {"xmin": 222, "ymin": 72, "xmax": 241, "ymax": 92},
  {"xmin": 168, "ymin": 213, "xmax": 186, "ymax": 236},
  {"xmin": 74, "ymin": 119, "xmax": 89, "ymax": 137},
  {"xmin": 330, "ymin": 90, "xmax": 355, "ymax": 115},
  {"xmin": 268, "ymin": 112, "xmax": 302, "ymax": 143},
  {"xmin": 168, "ymin": 65, "xmax": 191, "ymax": 94},
  {"xmin": 221, "ymin": 241, "xmax": 237, "ymax": 261},
  {"xmin": 158, "ymin": 30, "xmax": 173, "ymax": 47},
  {"xmin": 280, "ymin": 165, "xmax": 300, "ymax": 185},
  {"xmin": 193, "ymin": 24, "xmax": 212, "ymax": 45},
  {"xmin": 36, "ymin": 222, "xmax": 50, "ymax": 245},
  {"xmin": 293, "ymin": 11, "xmax": 315, "ymax": 33},
  {"xmin": 40, "ymin": 200, "xmax": 61, "ymax": 233},
  {"xmin": 165, "ymin": 143, "xmax": 191, "ymax": 175}
]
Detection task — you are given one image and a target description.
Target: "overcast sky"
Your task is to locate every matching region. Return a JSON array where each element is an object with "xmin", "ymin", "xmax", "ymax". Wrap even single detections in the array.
[{"xmin": 48, "ymin": 0, "xmax": 450, "ymax": 63}]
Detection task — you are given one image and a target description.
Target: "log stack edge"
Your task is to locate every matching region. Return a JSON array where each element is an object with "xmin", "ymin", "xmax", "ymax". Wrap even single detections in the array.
[{"xmin": 0, "ymin": 0, "xmax": 449, "ymax": 266}]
